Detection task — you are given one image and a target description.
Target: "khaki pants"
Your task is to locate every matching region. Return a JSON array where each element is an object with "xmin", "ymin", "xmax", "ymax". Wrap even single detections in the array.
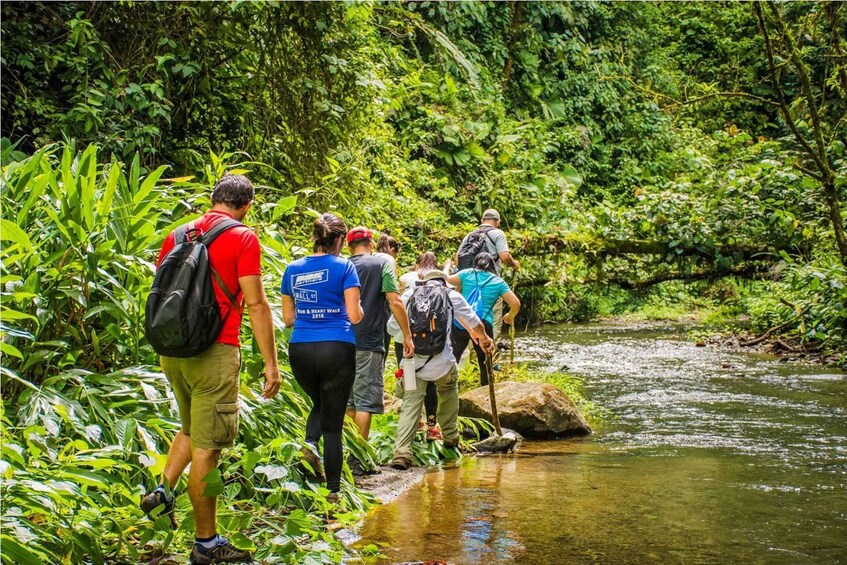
[
  {"xmin": 393, "ymin": 365, "xmax": 459, "ymax": 459},
  {"xmin": 492, "ymin": 298, "xmax": 504, "ymax": 341}
]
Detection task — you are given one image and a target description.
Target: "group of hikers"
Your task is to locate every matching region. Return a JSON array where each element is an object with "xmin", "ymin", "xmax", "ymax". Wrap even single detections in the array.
[{"xmin": 141, "ymin": 174, "xmax": 521, "ymax": 564}]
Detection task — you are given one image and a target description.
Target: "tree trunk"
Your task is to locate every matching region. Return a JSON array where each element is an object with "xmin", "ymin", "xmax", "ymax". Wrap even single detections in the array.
[
  {"xmin": 501, "ymin": 1, "xmax": 524, "ymax": 88},
  {"xmin": 823, "ymin": 179, "xmax": 847, "ymax": 266}
]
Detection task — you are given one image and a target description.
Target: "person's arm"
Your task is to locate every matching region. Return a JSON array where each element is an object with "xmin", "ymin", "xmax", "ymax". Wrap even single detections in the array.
[
  {"xmin": 492, "ymin": 230, "xmax": 519, "ymax": 270},
  {"xmin": 499, "ymin": 250, "xmax": 520, "ymax": 270},
  {"xmin": 240, "ymin": 274, "xmax": 280, "ymax": 399},
  {"xmin": 447, "ymin": 273, "xmax": 462, "ymax": 290},
  {"xmin": 281, "ymin": 294, "xmax": 295, "ymax": 327},
  {"xmin": 345, "ymin": 287, "xmax": 364, "ymax": 324},
  {"xmin": 387, "ymin": 291, "xmax": 414, "ymax": 357},
  {"xmin": 469, "ymin": 321, "xmax": 495, "ymax": 354},
  {"xmin": 501, "ymin": 290, "xmax": 521, "ymax": 326}
]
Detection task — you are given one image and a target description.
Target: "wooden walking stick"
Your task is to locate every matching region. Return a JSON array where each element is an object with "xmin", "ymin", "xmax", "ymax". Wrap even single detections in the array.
[
  {"xmin": 509, "ymin": 320, "xmax": 515, "ymax": 364},
  {"xmin": 485, "ymin": 353, "xmax": 503, "ymax": 436},
  {"xmin": 509, "ymin": 272, "xmax": 518, "ymax": 365}
]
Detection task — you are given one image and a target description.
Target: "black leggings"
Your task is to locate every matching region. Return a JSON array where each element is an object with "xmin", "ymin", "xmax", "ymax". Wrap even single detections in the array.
[
  {"xmin": 451, "ymin": 320, "xmax": 494, "ymax": 386},
  {"xmin": 288, "ymin": 341, "xmax": 356, "ymax": 492},
  {"xmin": 394, "ymin": 340, "xmax": 437, "ymax": 421}
]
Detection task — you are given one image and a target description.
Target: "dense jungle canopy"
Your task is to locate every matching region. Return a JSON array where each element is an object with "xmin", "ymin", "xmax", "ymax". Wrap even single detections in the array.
[{"xmin": 0, "ymin": 2, "xmax": 845, "ymax": 563}]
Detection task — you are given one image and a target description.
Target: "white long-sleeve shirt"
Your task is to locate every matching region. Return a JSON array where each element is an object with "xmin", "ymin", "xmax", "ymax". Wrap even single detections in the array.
[{"xmin": 387, "ymin": 280, "xmax": 482, "ymax": 381}]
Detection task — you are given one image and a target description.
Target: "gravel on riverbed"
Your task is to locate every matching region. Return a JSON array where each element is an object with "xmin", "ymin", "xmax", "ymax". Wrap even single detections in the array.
[{"xmin": 355, "ymin": 465, "xmax": 430, "ymax": 504}]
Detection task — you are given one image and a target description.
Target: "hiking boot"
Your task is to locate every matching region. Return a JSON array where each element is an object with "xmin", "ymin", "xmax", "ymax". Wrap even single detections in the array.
[
  {"xmin": 189, "ymin": 537, "xmax": 253, "ymax": 564},
  {"xmin": 426, "ymin": 424, "xmax": 443, "ymax": 441},
  {"xmin": 442, "ymin": 438, "xmax": 460, "ymax": 450},
  {"xmin": 347, "ymin": 456, "xmax": 380, "ymax": 477},
  {"xmin": 298, "ymin": 445, "xmax": 325, "ymax": 483},
  {"xmin": 140, "ymin": 488, "xmax": 177, "ymax": 530},
  {"xmin": 390, "ymin": 455, "xmax": 412, "ymax": 470}
]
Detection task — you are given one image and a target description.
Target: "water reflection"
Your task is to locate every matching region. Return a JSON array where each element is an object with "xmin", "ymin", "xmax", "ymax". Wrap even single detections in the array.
[{"xmin": 356, "ymin": 323, "xmax": 847, "ymax": 564}]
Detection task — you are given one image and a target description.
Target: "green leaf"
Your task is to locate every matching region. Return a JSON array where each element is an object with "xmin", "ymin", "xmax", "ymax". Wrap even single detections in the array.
[
  {"xmin": 0, "ymin": 535, "xmax": 47, "ymax": 565},
  {"xmin": 0, "ymin": 219, "xmax": 34, "ymax": 253},
  {"xmin": 201, "ymin": 468, "xmax": 224, "ymax": 497}
]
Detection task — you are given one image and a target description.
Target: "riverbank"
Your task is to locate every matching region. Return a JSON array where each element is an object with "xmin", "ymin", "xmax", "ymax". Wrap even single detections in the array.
[
  {"xmin": 355, "ymin": 465, "xmax": 430, "ymax": 504},
  {"xmin": 595, "ymin": 312, "xmax": 844, "ymax": 368}
]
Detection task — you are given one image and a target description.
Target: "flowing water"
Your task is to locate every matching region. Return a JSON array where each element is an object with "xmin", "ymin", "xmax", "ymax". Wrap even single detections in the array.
[{"xmin": 355, "ymin": 323, "xmax": 847, "ymax": 564}]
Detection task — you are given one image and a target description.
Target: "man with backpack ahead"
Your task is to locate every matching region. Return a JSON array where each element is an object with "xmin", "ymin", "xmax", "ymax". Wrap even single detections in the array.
[
  {"xmin": 387, "ymin": 269, "xmax": 495, "ymax": 470},
  {"xmin": 346, "ymin": 227, "xmax": 414, "ymax": 455},
  {"xmin": 455, "ymin": 209, "xmax": 519, "ymax": 341},
  {"xmin": 142, "ymin": 174, "xmax": 280, "ymax": 565}
]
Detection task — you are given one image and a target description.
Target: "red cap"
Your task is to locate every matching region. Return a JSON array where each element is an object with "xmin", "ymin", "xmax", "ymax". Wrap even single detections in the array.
[{"xmin": 347, "ymin": 226, "xmax": 372, "ymax": 244}]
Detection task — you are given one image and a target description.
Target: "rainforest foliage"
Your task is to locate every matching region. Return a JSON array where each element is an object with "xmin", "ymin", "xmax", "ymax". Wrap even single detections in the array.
[{"xmin": 1, "ymin": 2, "xmax": 846, "ymax": 563}]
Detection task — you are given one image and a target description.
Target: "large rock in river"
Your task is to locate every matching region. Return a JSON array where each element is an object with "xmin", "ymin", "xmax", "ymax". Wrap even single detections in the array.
[{"xmin": 459, "ymin": 381, "xmax": 591, "ymax": 438}]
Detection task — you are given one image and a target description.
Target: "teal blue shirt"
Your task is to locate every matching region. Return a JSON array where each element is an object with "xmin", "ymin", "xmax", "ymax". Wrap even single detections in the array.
[{"xmin": 457, "ymin": 269, "xmax": 510, "ymax": 326}]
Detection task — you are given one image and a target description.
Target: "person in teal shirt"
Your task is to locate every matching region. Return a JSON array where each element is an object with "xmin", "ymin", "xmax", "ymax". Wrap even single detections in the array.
[{"xmin": 447, "ymin": 252, "xmax": 521, "ymax": 386}]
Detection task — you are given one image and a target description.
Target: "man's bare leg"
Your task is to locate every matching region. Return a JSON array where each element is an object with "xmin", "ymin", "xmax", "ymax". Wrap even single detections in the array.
[{"xmin": 188, "ymin": 446, "xmax": 221, "ymax": 539}]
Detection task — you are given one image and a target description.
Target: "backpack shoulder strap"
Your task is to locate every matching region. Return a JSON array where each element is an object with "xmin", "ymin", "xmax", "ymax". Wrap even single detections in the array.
[
  {"xmin": 200, "ymin": 217, "xmax": 243, "ymax": 246},
  {"xmin": 173, "ymin": 222, "xmax": 192, "ymax": 245},
  {"xmin": 476, "ymin": 224, "xmax": 497, "ymax": 248},
  {"xmin": 201, "ymin": 217, "xmax": 244, "ymax": 309}
]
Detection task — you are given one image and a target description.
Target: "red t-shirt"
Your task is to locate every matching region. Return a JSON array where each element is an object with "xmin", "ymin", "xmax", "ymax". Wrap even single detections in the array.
[{"xmin": 156, "ymin": 210, "xmax": 262, "ymax": 347}]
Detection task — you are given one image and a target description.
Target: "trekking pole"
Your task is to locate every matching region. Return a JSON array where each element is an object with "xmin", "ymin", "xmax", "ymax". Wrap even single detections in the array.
[
  {"xmin": 509, "ymin": 272, "xmax": 518, "ymax": 365},
  {"xmin": 509, "ymin": 320, "xmax": 515, "ymax": 365},
  {"xmin": 484, "ymin": 353, "xmax": 503, "ymax": 436}
]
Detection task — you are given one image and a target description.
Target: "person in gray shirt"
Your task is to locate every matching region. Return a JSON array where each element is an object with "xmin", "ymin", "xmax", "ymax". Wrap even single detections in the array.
[{"xmin": 455, "ymin": 209, "xmax": 520, "ymax": 339}]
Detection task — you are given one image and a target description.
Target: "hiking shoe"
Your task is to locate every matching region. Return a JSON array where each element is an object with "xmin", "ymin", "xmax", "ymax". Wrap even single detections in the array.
[
  {"xmin": 443, "ymin": 438, "xmax": 460, "ymax": 450},
  {"xmin": 390, "ymin": 455, "xmax": 412, "ymax": 470},
  {"xmin": 140, "ymin": 488, "xmax": 177, "ymax": 530},
  {"xmin": 426, "ymin": 424, "xmax": 443, "ymax": 441},
  {"xmin": 347, "ymin": 456, "xmax": 380, "ymax": 477},
  {"xmin": 189, "ymin": 537, "xmax": 253, "ymax": 564},
  {"xmin": 298, "ymin": 445, "xmax": 325, "ymax": 483}
]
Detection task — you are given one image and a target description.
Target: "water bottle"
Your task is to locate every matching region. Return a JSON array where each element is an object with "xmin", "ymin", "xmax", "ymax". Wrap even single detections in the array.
[{"xmin": 402, "ymin": 357, "xmax": 417, "ymax": 391}]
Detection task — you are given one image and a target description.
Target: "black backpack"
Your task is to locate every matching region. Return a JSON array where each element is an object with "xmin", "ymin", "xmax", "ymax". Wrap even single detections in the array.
[
  {"xmin": 457, "ymin": 225, "xmax": 496, "ymax": 271},
  {"xmin": 407, "ymin": 281, "xmax": 453, "ymax": 357},
  {"xmin": 145, "ymin": 218, "xmax": 242, "ymax": 358}
]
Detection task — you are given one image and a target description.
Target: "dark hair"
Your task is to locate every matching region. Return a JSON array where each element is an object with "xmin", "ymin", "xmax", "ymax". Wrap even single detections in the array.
[
  {"xmin": 415, "ymin": 251, "xmax": 438, "ymax": 272},
  {"xmin": 211, "ymin": 174, "xmax": 254, "ymax": 209},
  {"xmin": 474, "ymin": 252, "xmax": 497, "ymax": 274},
  {"xmin": 313, "ymin": 213, "xmax": 348, "ymax": 254},
  {"xmin": 376, "ymin": 233, "xmax": 399, "ymax": 255}
]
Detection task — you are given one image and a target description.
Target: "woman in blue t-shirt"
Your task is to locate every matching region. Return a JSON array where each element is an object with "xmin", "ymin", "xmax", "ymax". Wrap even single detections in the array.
[
  {"xmin": 281, "ymin": 213, "xmax": 363, "ymax": 500},
  {"xmin": 447, "ymin": 252, "xmax": 521, "ymax": 386}
]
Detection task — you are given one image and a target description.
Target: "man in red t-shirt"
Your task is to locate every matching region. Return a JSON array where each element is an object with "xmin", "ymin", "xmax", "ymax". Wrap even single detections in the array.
[{"xmin": 141, "ymin": 174, "xmax": 279, "ymax": 564}]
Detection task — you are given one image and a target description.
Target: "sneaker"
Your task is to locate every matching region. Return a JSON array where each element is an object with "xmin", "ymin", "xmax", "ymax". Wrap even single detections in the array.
[
  {"xmin": 189, "ymin": 537, "xmax": 253, "ymax": 564},
  {"xmin": 298, "ymin": 445, "xmax": 325, "ymax": 483},
  {"xmin": 426, "ymin": 424, "xmax": 443, "ymax": 441},
  {"xmin": 390, "ymin": 455, "xmax": 412, "ymax": 470},
  {"xmin": 140, "ymin": 488, "xmax": 177, "ymax": 530}
]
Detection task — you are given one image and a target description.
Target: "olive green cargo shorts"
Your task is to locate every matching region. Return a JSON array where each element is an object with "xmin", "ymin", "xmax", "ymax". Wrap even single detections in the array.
[{"xmin": 160, "ymin": 344, "xmax": 241, "ymax": 450}]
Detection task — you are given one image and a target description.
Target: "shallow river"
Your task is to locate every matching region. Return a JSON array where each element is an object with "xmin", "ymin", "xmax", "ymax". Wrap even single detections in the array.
[{"xmin": 355, "ymin": 323, "xmax": 847, "ymax": 564}]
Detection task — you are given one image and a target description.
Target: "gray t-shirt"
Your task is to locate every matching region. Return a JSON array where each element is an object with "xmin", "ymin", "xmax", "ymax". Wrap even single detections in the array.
[{"xmin": 458, "ymin": 225, "xmax": 509, "ymax": 275}]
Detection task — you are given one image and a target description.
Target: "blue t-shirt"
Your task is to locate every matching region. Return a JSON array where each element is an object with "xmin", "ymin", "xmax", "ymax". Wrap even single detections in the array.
[
  {"xmin": 281, "ymin": 254, "xmax": 361, "ymax": 344},
  {"xmin": 457, "ymin": 269, "xmax": 510, "ymax": 326}
]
